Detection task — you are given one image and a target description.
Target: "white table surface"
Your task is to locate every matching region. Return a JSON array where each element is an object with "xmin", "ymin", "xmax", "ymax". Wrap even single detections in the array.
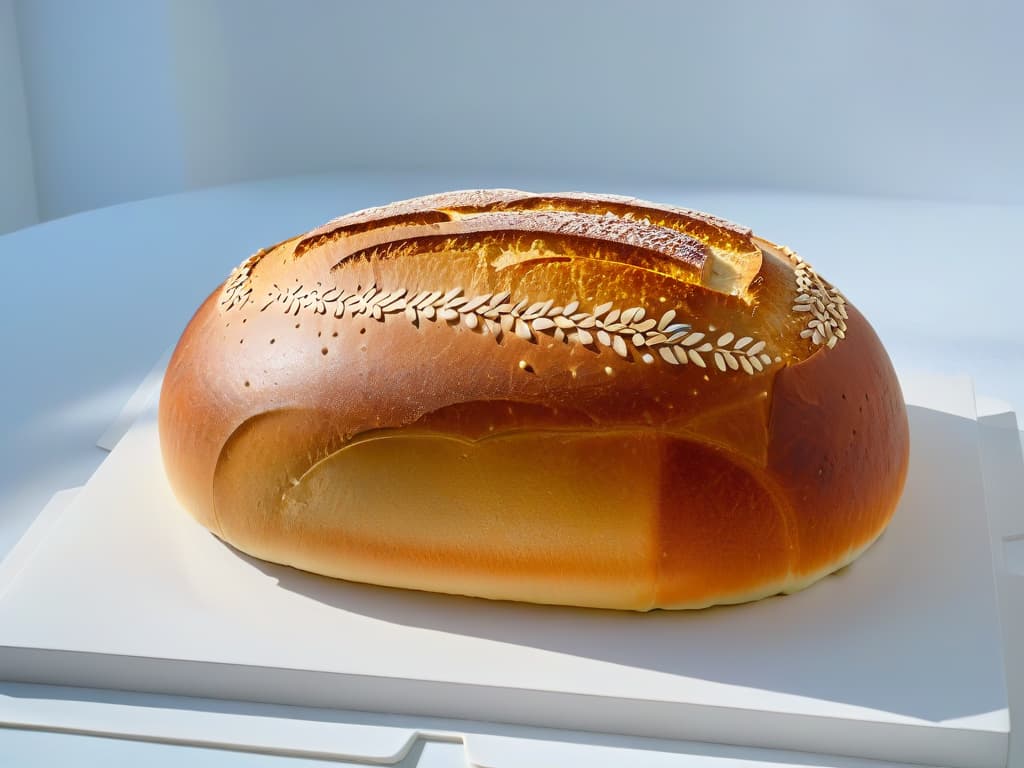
[{"xmin": 1, "ymin": 173, "xmax": 1023, "ymax": 766}]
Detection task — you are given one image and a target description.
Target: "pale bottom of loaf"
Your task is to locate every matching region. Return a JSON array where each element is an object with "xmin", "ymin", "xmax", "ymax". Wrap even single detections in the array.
[{"xmin": 217, "ymin": 428, "xmax": 890, "ymax": 611}]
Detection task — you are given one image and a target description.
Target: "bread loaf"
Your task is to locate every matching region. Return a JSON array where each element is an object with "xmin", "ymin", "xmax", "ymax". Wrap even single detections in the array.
[{"xmin": 158, "ymin": 190, "xmax": 909, "ymax": 610}]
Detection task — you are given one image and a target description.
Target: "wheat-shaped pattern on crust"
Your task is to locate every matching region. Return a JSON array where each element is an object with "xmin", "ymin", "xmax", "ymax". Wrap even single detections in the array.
[
  {"xmin": 227, "ymin": 277, "xmax": 774, "ymax": 374},
  {"xmin": 780, "ymin": 246, "xmax": 849, "ymax": 348},
  {"xmin": 219, "ymin": 251, "xmax": 262, "ymax": 312}
]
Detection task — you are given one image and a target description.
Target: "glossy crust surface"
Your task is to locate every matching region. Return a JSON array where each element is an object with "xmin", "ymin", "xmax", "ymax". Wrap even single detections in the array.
[{"xmin": 158, "ymin": 190, "xmax": 910, "ymax": 610}]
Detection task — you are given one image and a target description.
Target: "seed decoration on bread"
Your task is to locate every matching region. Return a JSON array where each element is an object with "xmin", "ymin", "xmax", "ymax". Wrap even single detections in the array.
[
  {"xmin": 219, "ymin": 251, "xmax": 262, "ymax": 312},
  {"xmin": 781, "ymin": 246, "xmax": 849, "ymax": 348},
  {"xmin": 223, "ymin": 277, "xmax": 776, "ymax": 373}
]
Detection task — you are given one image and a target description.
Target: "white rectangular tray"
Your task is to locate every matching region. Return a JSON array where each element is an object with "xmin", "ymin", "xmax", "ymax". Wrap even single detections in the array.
[{"xmin": 0, "ymin": 374, "xmax": 1009, "ymax": 768}]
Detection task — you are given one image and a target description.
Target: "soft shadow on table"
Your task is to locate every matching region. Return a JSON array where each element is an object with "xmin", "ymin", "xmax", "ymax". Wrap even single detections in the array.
[{"xmin": 239, "ymin": 404, "xmax": 1007, "ymax": 725}]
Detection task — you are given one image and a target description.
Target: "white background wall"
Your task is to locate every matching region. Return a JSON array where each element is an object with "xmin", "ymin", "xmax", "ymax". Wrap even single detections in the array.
[
  {"xmin": 15, "ymin": 0, "xmax": 186, "ymax": 225},
  {"xmin": 0, "ymin": 0, "xmax": 36, "ymax": 233},
  {"xmin": 2, "ymin": 0, "xmax": 1022, "ymax": 233}
]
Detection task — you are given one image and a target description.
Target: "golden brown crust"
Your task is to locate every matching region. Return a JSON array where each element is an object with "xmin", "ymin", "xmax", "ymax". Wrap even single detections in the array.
[{"xmin": 158, "ymin": 189, "xmax": 909, "ymax": 610}]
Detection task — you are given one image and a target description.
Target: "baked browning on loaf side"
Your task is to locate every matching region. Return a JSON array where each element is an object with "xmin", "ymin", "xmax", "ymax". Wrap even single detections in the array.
[{"xmin": 159, "ymin": 190, "xmax": 910, "ymax": 610}]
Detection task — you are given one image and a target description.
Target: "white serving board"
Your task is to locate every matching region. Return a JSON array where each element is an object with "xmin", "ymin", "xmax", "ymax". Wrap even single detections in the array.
[{"xmin": 0, "ymin": 374, "xmax": 1009, "ymax": 768}]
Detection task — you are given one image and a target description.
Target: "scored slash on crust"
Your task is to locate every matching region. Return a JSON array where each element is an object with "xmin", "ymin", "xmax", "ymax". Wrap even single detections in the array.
[{"xmin": 220, "ymin": 272, "xmax": 774, "ymax": 374}]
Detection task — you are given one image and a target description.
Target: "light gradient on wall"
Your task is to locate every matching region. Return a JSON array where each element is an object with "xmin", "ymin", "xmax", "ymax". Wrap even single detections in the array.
[
  {"xmin": 0, "ymin": 0, "xmax": 37, "ymax": 234},
  {"xmin": 4, "ymin": 0, "xmax": 1023, "ymax": 230}
]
